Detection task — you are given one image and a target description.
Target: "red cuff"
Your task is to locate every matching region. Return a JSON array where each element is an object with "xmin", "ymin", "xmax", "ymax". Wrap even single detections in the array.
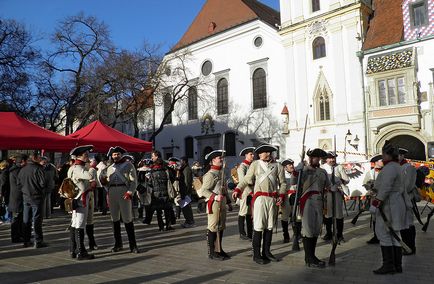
[
  {"xmin": 234, "ymin": 188, "xmax": 242, "ymax": 197},
  {"xmin": 372, "ymin": 198, "xmax": 382, "ymax": 208},
  {"xmin": 279, "ymin": 194, "xmax": 285, "ymax": 199},
  {"xmin": 123, "ymin": 192, "xmax": 132, "ymax": 200}
]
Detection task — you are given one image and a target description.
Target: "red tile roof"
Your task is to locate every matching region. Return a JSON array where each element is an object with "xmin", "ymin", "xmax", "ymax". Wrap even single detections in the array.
[
  {"xmin": 172, "ymin": 0, "xmax": 280, "ymax": 51},
  {"xmin": 363, "ymin": 0, "xmax": 404, "ymax": 50}
]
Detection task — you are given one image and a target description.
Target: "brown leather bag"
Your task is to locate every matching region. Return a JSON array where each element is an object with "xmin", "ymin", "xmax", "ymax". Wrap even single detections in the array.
[{"xmin": 58, "ymin": 178, "xmax": 78, "ymax": 199}]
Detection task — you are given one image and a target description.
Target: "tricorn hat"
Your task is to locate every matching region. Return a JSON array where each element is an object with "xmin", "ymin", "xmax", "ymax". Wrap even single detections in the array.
[
  {"xmin": 306, "ymin": 148, "xmax": 328, "ymax": 158},
  {"xmin": 281, "ymin": 159, "xmax": 294, "ymax": 166},
  {"xmin": 326, "ymin": 151, "xmax": 338, "ymax": 158},
  {"xmin": 70, "ymin": 145, "xmax": 93, "ymax": 157},
  {"xmin": 107, "ymin": 146, "xmax": 127, "ymax": 157},
  {"xmin": 239, "ymin": 146, "xmax": 255, "ymax": 156},
  {"xmin": 382, "ymin": 140, "xmax": 399, "ymax": 157},
  {"xmin": 255, "ymin": 144, "xmax": 278, "ymax": 154},
  {"xmin": 370, "ymin": 154, "xmax": 382, "ymax": 163},
  {"xmin": 398, "ymin": 148, "xmax": 409, "ymax": 155},
  {"xmin": 205, "ymin": 150, "xmax": 225, "ymax": 163}
]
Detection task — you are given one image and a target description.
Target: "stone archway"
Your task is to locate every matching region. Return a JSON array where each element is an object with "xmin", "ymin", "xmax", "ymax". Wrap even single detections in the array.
[{"xmin": 388, "ymin": 135, "xmax": 426, "ymax": 160}]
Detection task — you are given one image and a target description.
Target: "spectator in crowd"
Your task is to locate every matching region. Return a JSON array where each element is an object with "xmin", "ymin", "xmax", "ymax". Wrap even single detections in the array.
[
  {"xmin": 96, "ymin": 156, "xmax": 108, "ymax": 215},
  {"xmin": 18, "ymin": 150, "xmax": 47, "ymax": 248},
  {"xmin": 0, "ymin": 159, "xmax": 11, "ymax": 223},
  {"xmin": 137, "ymin": 159, "xmax": 153, "ymax": 225},
  {"xmin": 40, "ymin": 156, "xmax": 58, "ymax": 219},
  {"xmin": 8, "ymin": 154, "xmax": 28, "ymax": 242},
  {"xmin": 180, "ymin": 156, "xmax": 195, "ymax": 228}
]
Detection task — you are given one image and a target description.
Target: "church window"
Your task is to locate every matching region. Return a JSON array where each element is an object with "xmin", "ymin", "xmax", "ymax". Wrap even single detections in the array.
[
  {"xmin": 313, "ymin": 37, "xmax": 326, "ymax": 59},
  {"xmin": 188, "ymin": 86, "xmax": 198, "ymax": 120},
  {"xmin": 224, "ymin": 132, "xmax": 236, "ymax": 156},
  {"xmin": 163, "ymin": 93, "xmax": 172, "ymax": 124},
  {"xmin": 318, "ymin": 92, "xmax": 331, "ymax": 121},
  {"xmin": 252, "ymin": 68, "xmax": 267, "ymax": 109},
  {"xmin": 217, "ymin": 78, "xmax": 228, "ymax": 115},
  {"xmin": 312, "ymin": 0, "xmax": 320, "ymax": 12}
]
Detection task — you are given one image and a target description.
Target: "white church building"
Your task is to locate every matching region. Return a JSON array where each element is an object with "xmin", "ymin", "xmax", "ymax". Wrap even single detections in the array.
[{"xmin": 144, "ymin": 0, "xmax": 434, "ymax": 166}]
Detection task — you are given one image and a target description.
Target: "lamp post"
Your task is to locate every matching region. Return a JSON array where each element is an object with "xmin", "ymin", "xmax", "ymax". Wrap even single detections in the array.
[{"xmin": 344, "ymin": 129, "xmax": 360, "ymax": 161}]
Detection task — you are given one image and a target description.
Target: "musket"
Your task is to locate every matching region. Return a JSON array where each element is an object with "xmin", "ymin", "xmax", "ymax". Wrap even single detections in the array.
[
  {"xmin": 291, "ymin": 112, "xmax": 309, "ymax": 251},
  {"xmin": 329, "ymin": 135, "xmax": 338, "ymax": 265},
  {"xmin": 215, "ymin": 134, "xmax": 226, "ymax": 253},
  {"xmin": 422, "ymin": 206, "xmax": 434, "ymax": 232},
  {"xmin": 378, "ymin": 205, "xmax": 411, "ymax": 253},
  {"xmin": 411, "ymin": 199, "xmax": 424, "ymax": 226},
  {"xmin": 351, "ymin": 196, "xmax": 371, "ymax": 225}
]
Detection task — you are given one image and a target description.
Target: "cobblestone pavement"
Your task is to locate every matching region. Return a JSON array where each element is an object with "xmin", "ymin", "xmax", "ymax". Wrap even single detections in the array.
[{"xmin": 1, "ymin": 201, "xmax": 433, "ymax": 284}]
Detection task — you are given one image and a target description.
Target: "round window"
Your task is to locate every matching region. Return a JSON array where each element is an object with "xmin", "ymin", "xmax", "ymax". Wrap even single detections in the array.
[
  {"xmin": 254, "ymin": 36, "xmax": 263, "ymax": 47},
  {"xmin": 201, "ymin": 60, "xmax": 212, "ymax": 76}
]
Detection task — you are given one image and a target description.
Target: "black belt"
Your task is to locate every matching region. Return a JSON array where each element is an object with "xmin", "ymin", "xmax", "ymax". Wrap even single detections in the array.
[{"xmin": 109, "ymin": 184, "xmax": 126, "ymax": 187}]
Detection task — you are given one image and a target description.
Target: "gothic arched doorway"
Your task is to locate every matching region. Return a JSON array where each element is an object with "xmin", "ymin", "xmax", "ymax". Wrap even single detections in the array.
[{"xmin": 388, "ymin": 135, "xmax": 425, "ymax": 160}]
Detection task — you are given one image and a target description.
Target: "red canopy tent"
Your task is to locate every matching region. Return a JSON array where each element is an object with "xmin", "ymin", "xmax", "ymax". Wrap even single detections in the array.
[
  {"xmin": 67, "ymin": 120, "xmax": 152, "ymax": 153},
  {"xmin": 0, "ymin": 112, "xmax": 77, "ymax": 152}
]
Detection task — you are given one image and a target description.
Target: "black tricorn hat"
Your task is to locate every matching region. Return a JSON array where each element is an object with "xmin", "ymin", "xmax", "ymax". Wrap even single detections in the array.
[
  {"xmin": 168, "ymin": 157, "xmax": 180, "ymax": 163},
  {"xmin": 306, "ymin": 148, "xmax": 328, "ymax": 158},
  {"xmin": 205, "ymin": 150, "xmax": 225, "ymax": 163},
  {"xmin": 382, "ymin": 140, "xmax": 399, "ymax": 157},
  {"xmin": 239, "ymin": 146, "xmax": 255, "ymax": 156},
  {"xmin": 255, "ymin": 144, "xmax": 278, "ymax": 154},
  {"xmin": 398, "ymin": 148, "xmax": 409, "ymax": 155},
  {"xmin": 326, "ymin": 151, "xmax": 338, "ymax": 158},
  {"xmin": 281, "ymin": 159, "xmax": 294, "ymax": 166},
  {"xmin": 370, "ymin": 154, "xmax": 382, "ymax": 163},
  {"xmin": 107, "ymin": 146, "xmax": 127, "ymax": 157},
  {"xmin": 70, "ymin": 145, "xmax": 93, "ymax": 157}
]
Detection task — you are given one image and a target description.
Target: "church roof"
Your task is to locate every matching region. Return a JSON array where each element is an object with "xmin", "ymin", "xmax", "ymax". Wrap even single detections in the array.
[
  {"xmin": 363, "ymin": 0, "xmax": 404, "ymax": 50},
  {"xmin": 171, "ymin": 0, "xmax": 280, "ymax": 52}
]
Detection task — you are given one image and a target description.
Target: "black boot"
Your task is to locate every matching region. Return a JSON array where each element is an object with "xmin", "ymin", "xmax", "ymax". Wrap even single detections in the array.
[
  {"xmin": 394, "ymin": 246, "xmax": 403, "ymax": 273},
  {"xmin": 69, "ymin": 227, "xmax": 77, "ymax": 258},
  {"xmin": 373, "ymin": 246, "xmax": 395, "ymax": 274},
  {"xmin": 246, "ymin": 215, "xmax": 253, "ymax": 239},
  {"xmin": 402, "ymin": 226, "xmax": 416, "ymax": 255},
  {"xmin": 238, "ymin": 216, "xmax": 249, "ymax": 240},
  {"xmin": 304, "ymin": 237, "xmax": 325, "ymax": 268},
  {"xmin": 262, "ymin": 229, "xmax": 279, "ymax": 262},
  {"xmin": 217, "ymin": 230, "xmax": 230, "ymax": 260},
  {"xmin": 322, "ymin": 217, "xmax": 332, "ymax": 241},
  {"xmin": 76, "ymin": 228, "xmax": 95, "ymax": 260},
  {"xmin": 125, "ymin": 222, "xmax": 140, "ymax": 253},
  {"xmin": 336, "ymin": 218, "xmax": 344, "ymax": 242},
  {"xmin": 281, "ymin": 220, "xmax": 290, "ymax": 243},
  {"xmin": 367, "ymin": 221, "xmax": 379, "ymax": 244},
  {"xmin": 157, "ymin": 210, "xmax": 164, "ymax": 231},
  {"xmin": 138, "ymin": 206, "xmax": 144, "ymax": 219},
  {"xmin": 176, "ymin": 206, "xmax": 181, "ymax": 219},
  {"xmin": 207, "ymin": 230, "xmax": 223, "ymax": 260},
  {"xmin": 312, "ymin": 237, "xmax": 325, "ymax": 267},
  {"xmin": 409, "ymin": 225, "xmax": 416, "ymax": 254},
  {"xmin": 86, "ymin": 224, "xmax": 98, "ymax": 251},
  {"xmin": 252, "ymin": 230, "xmax": 268, "ymax": 264},
  {"xmin": 292, "ymin": 222, "xmax": 302, "ymax": 251},
  {"xmin": 111, "ymin": 221, "xmax": 123, "ymax": 252}
]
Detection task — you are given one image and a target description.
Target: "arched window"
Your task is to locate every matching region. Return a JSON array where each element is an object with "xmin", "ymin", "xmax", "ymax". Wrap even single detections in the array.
[
  {"xmin": 188, "ymin": 87, "xmax": 198, "ymax": 120},
  {"xmin": 184, "ymin": 136, "xmax": 194, "ymax": 158},
  {"xmin": 313, "ymin": 37, "xmax": 326, "ymax": 59},
  {"xmin": 252, "ymin": 68, "xmax": 267, "ymax": 109},
  {"xmin": 163, "ymin": 93, "xmax": 172, "ymax": 124},
  {"xmin": 224, "ymin": 132, "xmax": 236, "ymax": 156},
  {"xmin": 318, "ymin": 92, "xmax": 331, "ymax": 121},
  {"xmin": 312, "ymin": 0, "xmax": 320, "ymax": 12},
  {"xmin": 217, "ymin": 78, "xmax": 228, "ymax": 115}
]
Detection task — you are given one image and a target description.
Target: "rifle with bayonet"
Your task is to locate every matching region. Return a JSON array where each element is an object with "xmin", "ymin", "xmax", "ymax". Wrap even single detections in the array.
[
  {"xmin": 329, "ymin": 135, "xmax": 338, "ymax": 265},
  {"xmin": 291, "ymin": 113, "xmax": 308, "ymax": 251}
]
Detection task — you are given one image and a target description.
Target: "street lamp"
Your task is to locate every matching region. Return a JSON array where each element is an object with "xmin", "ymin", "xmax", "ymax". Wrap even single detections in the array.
[{"xmin": 344, "ymin": 130, "xmax": 360, "ymax": 161}]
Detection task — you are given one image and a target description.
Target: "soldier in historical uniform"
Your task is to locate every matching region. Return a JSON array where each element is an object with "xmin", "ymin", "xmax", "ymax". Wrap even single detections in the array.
[
  {"xmin": 370, "ymin": 141, "xmax": 407, "ymax": 274},
  {"xmin": 67, "ymin": 145, "xmax": 95, "ymax": 260},
  {"xmin": 233, "ymin": 144, "xmax": 286, "ymax": 264},
  {"xmin": 86, "ymin": 158, "xmax": 98, "ymax": 251},
  {"xmin": 398, "ymin": 148, "xmax": 418, "ymax": 255},
  {"xmin": 102, "ymin": 146, "xmax": 139, "ymax": 254},
  {"xmin": 322, "ymin": 152, "xmax": 349, "ymax": 242},
  {"xmin": 297, "ymin": 148, "xmax": 329, "ymax": 268},
  {"xmin": 198, "ymin": 150, "xmax": 230, "ymax": 260},
  {"xmin": 280, "ymin": 158, "xmax": 296, "ymax": 243},
  {"xmin": 234, "ymin": 147, "xmax": 255, "ymax": 240},
  {"xmin": 363, "ymin": 154, "xmax": 383, "ymax": 244}
]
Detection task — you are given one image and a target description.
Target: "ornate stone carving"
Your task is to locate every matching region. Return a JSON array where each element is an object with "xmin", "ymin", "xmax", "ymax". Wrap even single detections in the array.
[
  {"xmin": 201, "ymin": 113, "xmax": 215, "ymax": 134},
  {"xmin": 307, "ymin": 19, "xmax": 328, "ymax": 39},
  {"xmin": 366, "ymin": 48, "xmax": 414, "ymax": 74}
]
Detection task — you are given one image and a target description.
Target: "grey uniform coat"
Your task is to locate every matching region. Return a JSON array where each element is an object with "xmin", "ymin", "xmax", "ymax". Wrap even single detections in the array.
[
  {"xmin": 373, "ymin": 161, "xmax": 407, "ymax": 246},
  {"xmin": 237, "ymin": 161, "xmax": 253, "ymax": 217},
  {"xmin": 322, "ymin": 164, "xmax": 349, "ymax": 219},
  {"xmin": 236, "ymin": 160, "xmax": 286, "ymax": 231},
  {"xmin": 401, "ymin": 161, "xmax": 417, "ymax": 228}
]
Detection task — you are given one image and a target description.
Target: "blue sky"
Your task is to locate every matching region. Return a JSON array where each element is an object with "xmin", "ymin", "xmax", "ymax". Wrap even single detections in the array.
[{"xmin": 0, "ymin": 0, "xmax": 279, "ymax": 53}]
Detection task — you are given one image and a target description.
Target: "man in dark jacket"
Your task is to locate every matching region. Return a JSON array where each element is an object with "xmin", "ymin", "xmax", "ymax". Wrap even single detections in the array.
[
  {"xmin": 180, "ymin": 156, "xmax": 195, "ymax": 228},
  {"xmin": 8, "ymin": 154, "xmax": 28, "ymax": 243},
  {"xmin": 17, "ymin": 150, "xmax": 47, "ymax": 248}
]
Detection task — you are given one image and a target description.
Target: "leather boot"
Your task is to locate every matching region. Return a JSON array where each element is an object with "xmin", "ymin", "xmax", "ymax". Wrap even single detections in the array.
[
  {"xmin": 322, "ymin": 217, "xmax": 332, "ymax": 241},
  {"xmin": 262, "ymin": 229, "xmax": 279, "ymax": 262},
  {"xmin": 252, "ymin": 230, "xmax": 268, "ymax": 264},
  {"xmin": 373, "ymin": 246, "xmax": 395, "ymax": 274},
  {"xmin": 86, "ymin": 224, "xmax": 98, "ymax": 251},
  {"xmin": 312, "ymin": 237, "xmax": 325, "ymax": 267},
  {"xmin": 207, "ymin": 230, "xmax": 223, "ymax": 260},
  {"xmin": 281, "ymin": 220, "xmax": 290, "ymax": 243},
  {"xmin": 304, "ymin": 237, "xmax": 325, "ymax": 268},
  {"xmin": 292, "ymin": 222, "xmax": 302, "ymax": 251},
  {"xmin": 138, "ymin": 206, "xmax": 143, "ymax": 219},
  {"xmin": 217, "ymin": 230, "xmax": 230, "ymax": 260},
  {"xmin": 238, "ymin": 216, "xmax": 248, "ymax": 240},
  {"xmin": 69, "ymin": 227, "xmax": 77, "ymax": 258},
  {"xmin": 125, "ymin": 222, "xmax": 140, "ymax": 253},
  {"xmin": 76, "ymin": 228, "xmax": 95, "ymax": 260},
  {"xmin": 402, "ymin": 226, "xmax": 416, "ymax": 255},
  {"xmin": 111, "ymin": 221, "xmax": 123, "ymax": 252},
  {"xmin": 409, "ymin": 225, "xmax": 416, "ymax": 254},
  {"xmin": 337, "ymin": 218, "xmax": 344, "ymax": 242},
  {"xmin": 393, "ymin": 246, "xmax": 403, "ymax": 273},
  {"xmin": 246, "ymin": 215, "xmax": 253, "ymax": 239}
]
